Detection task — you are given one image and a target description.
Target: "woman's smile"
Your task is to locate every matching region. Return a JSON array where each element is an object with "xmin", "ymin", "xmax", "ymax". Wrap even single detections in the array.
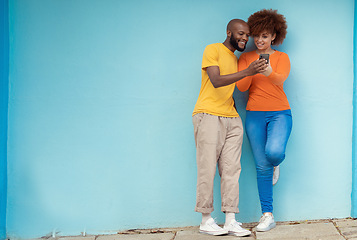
[{"xmin": 254, "ymin": 31, "xmax": 276, "ymax": 53}]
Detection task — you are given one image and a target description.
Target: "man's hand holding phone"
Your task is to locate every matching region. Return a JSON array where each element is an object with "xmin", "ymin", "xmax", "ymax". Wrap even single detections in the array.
[{"xmin": 246, "ymin": 56, "xmax": 268, "ymax": 76}]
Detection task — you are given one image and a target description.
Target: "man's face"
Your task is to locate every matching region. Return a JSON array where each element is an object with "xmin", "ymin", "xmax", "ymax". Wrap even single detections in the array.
[{"xmin": 229, "ymin": 23, "xmax": 250, "ymax": 52}]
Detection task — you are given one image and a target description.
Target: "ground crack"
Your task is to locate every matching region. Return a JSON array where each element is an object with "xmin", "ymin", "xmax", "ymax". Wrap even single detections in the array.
[{"xmin": 330, "ymin": 218, "xmax": 348, "ymax": 240}]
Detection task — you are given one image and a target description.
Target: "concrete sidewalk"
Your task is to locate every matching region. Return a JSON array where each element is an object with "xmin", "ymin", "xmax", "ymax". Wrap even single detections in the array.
[{"xmin": 31, "ymin": 218, "xmax": 357, "ymax": 240}]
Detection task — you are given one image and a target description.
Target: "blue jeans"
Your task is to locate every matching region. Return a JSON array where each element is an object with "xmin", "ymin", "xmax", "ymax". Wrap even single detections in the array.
[{"xmin": 245, "ymin": 110, "xmax": 292, "ymax": 213}]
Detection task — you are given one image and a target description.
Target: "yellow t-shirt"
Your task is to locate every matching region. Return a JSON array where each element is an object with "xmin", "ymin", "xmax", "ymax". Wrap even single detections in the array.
[{"xmin": 192, "ymin": 43, "xmax": 239, "ymax": 117}]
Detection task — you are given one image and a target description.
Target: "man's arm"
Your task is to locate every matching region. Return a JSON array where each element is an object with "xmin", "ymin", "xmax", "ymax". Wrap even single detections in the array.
[
  {"xmin": 236, "ymin": 54, "xmax": 252, "ymax": 92},
  {"xmin": 207, "ymin": 59, "xmax": 267, "ymax": 88}
]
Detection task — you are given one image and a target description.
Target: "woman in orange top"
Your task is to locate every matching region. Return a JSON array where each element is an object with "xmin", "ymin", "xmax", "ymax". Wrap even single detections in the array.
[{"xmin": 236, "ymin": 9, "xmax": 292, "ymax": 232}]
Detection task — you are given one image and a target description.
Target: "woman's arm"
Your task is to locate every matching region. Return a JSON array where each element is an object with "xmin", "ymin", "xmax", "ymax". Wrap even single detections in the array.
[{"xmin": 261, "ymin": 52, "xmax": 291, "ymax": 85}]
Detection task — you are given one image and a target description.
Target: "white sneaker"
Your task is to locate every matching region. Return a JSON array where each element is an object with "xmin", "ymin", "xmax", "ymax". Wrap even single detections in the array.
[
  {"xmin": 199, "ymin": 218, "xmax": 228, "ymax": 236},
  {"xmin": 256, "ymin": 213, "xmax": 276, "ymax": 232},
  {"xmin": 224, "ymin": 219, "xmax": 251, "ymax": 237},
  {"xmin": 273, "ymin": 166, "xmax": 280, "ymax": 185}
]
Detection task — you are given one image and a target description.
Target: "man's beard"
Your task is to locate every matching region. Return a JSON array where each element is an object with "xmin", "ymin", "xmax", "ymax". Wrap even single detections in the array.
[{"xmin": 230, "ymin": 35, "xmax": 245, "ymax": 52}]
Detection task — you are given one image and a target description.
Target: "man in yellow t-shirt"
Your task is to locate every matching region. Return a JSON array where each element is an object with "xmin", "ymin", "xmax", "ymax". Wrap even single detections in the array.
[{"xmin": 192, "ymin": 19, "xmax": 267, "ymax": 237}]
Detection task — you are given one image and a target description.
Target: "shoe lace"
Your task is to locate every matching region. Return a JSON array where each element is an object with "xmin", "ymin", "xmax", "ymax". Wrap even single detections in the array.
[
  {"xmin": 259, "ymin": 215, "xmax": 268, "ymax": 223},
  {"xmin": 259, "ymin": 214, "xmax": 272, "ymax": 224},
  {"xmin": 208, "ymin": 218, "xmax": 222, "ymax": 230},
  {"xmin": 232, "ymin": 220, "xmax": 243, "ymax": 227}
]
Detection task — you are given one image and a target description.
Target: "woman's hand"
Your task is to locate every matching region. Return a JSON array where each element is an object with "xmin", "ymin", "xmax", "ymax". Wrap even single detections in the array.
[{"xmin": 261, "ymin": 61, "xmax": 273, "ymax": 77}]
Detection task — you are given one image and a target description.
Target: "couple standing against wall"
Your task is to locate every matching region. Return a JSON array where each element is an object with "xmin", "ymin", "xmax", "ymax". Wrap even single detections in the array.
[{"xmin": 192, "ymin": 9, "xmax": 292, "ymax": 237}]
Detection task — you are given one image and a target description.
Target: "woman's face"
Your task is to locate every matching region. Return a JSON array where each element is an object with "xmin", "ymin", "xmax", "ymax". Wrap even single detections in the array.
[{"xmin": 254, "ymin": 31, "xmax": 276, "ymax": 51}]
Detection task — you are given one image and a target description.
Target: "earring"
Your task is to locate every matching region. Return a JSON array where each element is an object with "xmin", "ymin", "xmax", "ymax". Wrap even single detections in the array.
[{"xmin": 271, "ymin": 40, "xmax": 274, "ymax": 45}]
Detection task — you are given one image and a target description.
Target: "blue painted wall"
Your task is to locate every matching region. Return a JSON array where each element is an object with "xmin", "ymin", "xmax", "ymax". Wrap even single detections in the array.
[
  {"xmin": 6, "ymin": 0, "xmax": 354, "ymax": 238},
  {"xmin": 353, "ymin": 0, "xmax": 357, "ymax": 218},
  {"xmin": 0, "ymin": 0, "xmax": 8, "ymax": 239}
]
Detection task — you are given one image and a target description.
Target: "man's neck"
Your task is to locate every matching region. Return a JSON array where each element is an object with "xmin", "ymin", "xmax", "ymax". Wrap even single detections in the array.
[{"xmin": 222, "ymin": 39, "xmax": 235, "ymax": 53}]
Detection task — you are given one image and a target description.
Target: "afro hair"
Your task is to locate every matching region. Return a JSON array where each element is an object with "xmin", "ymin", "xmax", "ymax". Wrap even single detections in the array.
[{"xmin": 248, "ymin": 9, "xmax": 287, "ymax": 45}]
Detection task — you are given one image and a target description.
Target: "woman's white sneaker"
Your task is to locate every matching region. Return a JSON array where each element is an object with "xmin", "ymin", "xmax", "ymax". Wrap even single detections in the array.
[
  {"xmin": 256, "ymin": 213, "xmax": 276, "ymax": 232},
  {"xmin": 273, "ymin": 166, "xmax": 280, "ymax": 185},
  {"xmin": 223, "ymin": 219, "xmax": 251, "ymax": 236},
  {"xmin": 199, "ymin": 218, "xmax": 228, "ymax": 235}
]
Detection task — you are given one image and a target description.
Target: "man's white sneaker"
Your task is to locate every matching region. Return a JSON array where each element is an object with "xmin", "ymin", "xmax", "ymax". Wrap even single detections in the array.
[
  {"xmin": 256, "ymin": 213, "xmax": 276, "ymax": 232},
  {"xmin": 199, "ymin": 218, "xmax": 228, "ymax": 236},
  {"xmin": 224, "ymin": 219, "xmax": 251, "ymax": 237},
  {"xmin": 273, "ymin": 166, "xmax": 280, "ymax": 185}
]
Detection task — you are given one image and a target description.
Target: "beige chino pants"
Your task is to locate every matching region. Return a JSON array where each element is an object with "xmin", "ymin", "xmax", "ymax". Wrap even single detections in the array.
[{"xmin": 193, "ymin": 113, "xmax": 243, "ymax": 213}]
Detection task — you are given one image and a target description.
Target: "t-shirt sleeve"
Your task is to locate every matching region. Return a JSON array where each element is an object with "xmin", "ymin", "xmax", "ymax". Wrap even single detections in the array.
[
  {"xmin": 202, "ymin": 45, "xmax": 219, "ymax": 70},
  {"xmin": 236, "ymin": 53, "xmax": 252, "ymax": 92},
  {"xmin": 267, "ymin": 52, "xmax": 291, "ymax": 84}
]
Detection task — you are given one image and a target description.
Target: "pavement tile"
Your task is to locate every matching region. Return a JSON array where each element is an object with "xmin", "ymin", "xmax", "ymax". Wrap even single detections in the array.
[
  {"xmin": 31, "ymin": 237, "xmax": 96, "ymax": 240},
  {"xmin": 255, "ymin": 222, "xmax": 344, "ymax": 240},
  {"xmin": 26, "ymin": 219, "xmax": 357, "ymax": 240},
  {"xmin": 333, "ymin": 218, "xmax": 357, "ymax": 239},
  {"xmin": 96, "ymin": 233, "xmax": 174, "ymax": 240},
  {"xmin": 174, "ymin": 230, "xmax": 255, "ymax": 240},
  {"xmin": 58, "ymin": 237, "xmax": 96, "ymax": 240}
]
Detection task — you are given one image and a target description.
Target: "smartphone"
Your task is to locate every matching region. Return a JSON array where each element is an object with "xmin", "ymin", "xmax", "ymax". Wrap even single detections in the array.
[{"xmin": 259, "ymin": 54, "xmax": 269, "ymax": 64}]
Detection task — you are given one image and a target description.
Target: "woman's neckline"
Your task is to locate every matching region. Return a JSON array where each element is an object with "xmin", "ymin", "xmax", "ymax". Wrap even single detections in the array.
[{"xmin": 255, "ymin": 49, "xmax": 277, "ymax": 55}]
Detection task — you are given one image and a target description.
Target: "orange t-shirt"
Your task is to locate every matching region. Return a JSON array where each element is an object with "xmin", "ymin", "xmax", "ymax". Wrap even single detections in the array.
[{"xmin": 236, "ymin": 50, "xmax": 291, "ymax": 111}]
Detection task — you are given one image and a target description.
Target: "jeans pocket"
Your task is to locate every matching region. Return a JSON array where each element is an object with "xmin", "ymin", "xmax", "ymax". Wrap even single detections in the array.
[{"xmin": 192, "ymin": 113, "xmax": 204, "ymax": 128}]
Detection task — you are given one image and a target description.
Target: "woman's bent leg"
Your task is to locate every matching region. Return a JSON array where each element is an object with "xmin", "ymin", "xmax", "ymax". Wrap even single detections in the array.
[{"xmin": 265, "ymin": 110, "xmax": 293, "ymax": 167}]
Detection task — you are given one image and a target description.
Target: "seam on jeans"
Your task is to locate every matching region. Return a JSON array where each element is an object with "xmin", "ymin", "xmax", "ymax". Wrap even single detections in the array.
[{"xmin": 194, "ymin": 113, "xmax": 205, "ymax": 129}]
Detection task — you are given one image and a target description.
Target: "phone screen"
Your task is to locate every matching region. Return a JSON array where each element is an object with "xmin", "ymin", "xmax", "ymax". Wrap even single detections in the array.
[{"xmin": 259, "ymin": 54, "xmax": 269, "ymax": 64}]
